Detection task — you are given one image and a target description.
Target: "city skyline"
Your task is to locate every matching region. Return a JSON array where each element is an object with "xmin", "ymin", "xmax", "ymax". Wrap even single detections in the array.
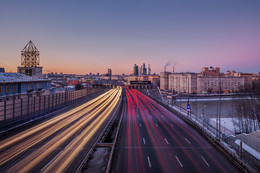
[{"xmin": 1, "ymin": 0, "xmax": 260, "ymax": 74}]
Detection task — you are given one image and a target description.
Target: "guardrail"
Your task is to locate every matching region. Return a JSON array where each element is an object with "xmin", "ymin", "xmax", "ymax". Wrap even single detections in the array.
[
  {"xmin": 75, "ymin": 88, "xmax": 123, "ymax": 173},
  {"xmin": 147, "ymin": 94, "xmax": 256, "ymax": 173},
  {"xmin": 105, "ymin": 90, "xmax": 125, "ymax": 173}
]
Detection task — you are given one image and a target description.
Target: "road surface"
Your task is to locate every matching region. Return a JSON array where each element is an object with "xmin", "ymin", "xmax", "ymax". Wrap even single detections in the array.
[
  {"xmin": 0, "ymin": 88, "xmax": 122, "ymax": 173},
  {"xmin": 112, "ymin": 88, "xmax": 239, "ymax": 173}
]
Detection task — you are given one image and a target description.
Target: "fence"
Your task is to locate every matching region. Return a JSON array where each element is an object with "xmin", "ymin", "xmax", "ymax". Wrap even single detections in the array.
[
  {"xmin": 147, "ymin": 91, "xmax": 257, "ymax": 173},
  {"xmin": 0, "ymin": 88, "xmax": 103, "ymax": 127}
]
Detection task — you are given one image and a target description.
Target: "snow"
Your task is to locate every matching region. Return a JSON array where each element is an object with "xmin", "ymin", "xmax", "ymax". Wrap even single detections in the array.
[
  {"xmin": 210, "ymin": 118, "xmax": 235, "ymax": 135},
  {"xmin": 176, "ymin": 97, "xmax": 240, "ymax": 102},
  {"xmin": 235, "ymin": 139, "xmax": 260, "ymax": 160}
]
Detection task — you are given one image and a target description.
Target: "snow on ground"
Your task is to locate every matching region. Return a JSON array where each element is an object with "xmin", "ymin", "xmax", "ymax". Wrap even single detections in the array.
[
  {"xmin": 235, "ymin": 139, "xmax": 260, "ymax": 160},
  {"xmin": 210, "ymin": 118, "xmax": 235, "ymax": 136}
]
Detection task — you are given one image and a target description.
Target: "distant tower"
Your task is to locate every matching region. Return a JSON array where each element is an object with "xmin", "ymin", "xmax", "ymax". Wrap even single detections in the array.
[
  {"xmin": 18, "ymin": 41, "xmax": 43, "ymax": 78},
  {"xmin": 107, "ymin": 68, "xmax": 112, "ymax": 76},
  {"xmin": 148, "ymin": 64, "xmax": 151, "ymax": 75},
  {"xmin": 21, "ymin": 40, "xmax": 40, "ymax": 67},
  {"xmin": 139, "ymin": 65, "xmax": 143, "ymax": 76},
  {"xmin": 142, "ymin": 63, "xmax": 147, "ymax": 75},
  {"xmin": 133, "ymin": 64, "xmax": 139, "ymax": 76}
]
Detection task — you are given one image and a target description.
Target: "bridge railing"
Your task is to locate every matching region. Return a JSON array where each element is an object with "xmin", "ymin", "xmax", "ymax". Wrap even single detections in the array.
[
  {"xmin": 146, "ymin": 92, "xmax": 257, "ymax": 173},
  {"xmin": 0, "ymin": 87, "xmax": 103, "ymax": 130}
]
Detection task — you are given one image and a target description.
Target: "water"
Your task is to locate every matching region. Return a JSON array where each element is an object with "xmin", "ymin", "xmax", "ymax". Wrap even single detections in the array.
[{"xmin": 175, "ymin": 98, "xmax": 237, "ymax": 118}]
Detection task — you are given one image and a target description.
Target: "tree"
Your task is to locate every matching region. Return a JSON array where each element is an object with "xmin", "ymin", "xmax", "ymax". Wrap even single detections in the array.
[{"xmin": 234, "ymin": 80, "xmax": 260, "ymax": 133}]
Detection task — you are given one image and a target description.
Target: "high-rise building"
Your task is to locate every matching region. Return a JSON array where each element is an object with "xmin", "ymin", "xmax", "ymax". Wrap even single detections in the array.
[
  {"xmin": 132, "ymin": 63, "xmax": 150, "ymax": 76},
  {"xmin": 148, "ymin": 64, "xmax": 151, "ymax": 75},
  {"xmin": 139, "ymin": 65, "xmax": 143, "ymax": 76},
  {"xmin": 107, "ymin": 68, "xmax": 112, "ymax": 76},
  {"xmin": 133, "ymin": 64, "xmax": 139, "ymax": 76},
  {"xmin": 142, "ymin": 63, "xmax": 147, "ymax": 75}
]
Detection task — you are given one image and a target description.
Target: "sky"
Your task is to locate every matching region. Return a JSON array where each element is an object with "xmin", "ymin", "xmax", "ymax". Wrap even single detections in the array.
[{"xmin": 0, "ymin": 0, "xmax": 260, "ymax": 75}]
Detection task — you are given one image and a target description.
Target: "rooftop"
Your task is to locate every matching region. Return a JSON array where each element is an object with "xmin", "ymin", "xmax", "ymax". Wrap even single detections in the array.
[{"xmin": 0, "ymin": 72, "xmax": 50, "ymax": 83}]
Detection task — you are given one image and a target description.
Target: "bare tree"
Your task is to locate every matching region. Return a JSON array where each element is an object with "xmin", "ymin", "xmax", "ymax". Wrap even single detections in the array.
[{"xmin": 234, "ymin": 80, "xmax": 260, "ymax": 133}]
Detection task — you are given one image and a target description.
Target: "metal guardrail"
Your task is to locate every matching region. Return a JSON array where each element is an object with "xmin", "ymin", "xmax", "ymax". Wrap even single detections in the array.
[
  {"xmin": 106, "ymin": 90, "xmax": 125, "ymax": 173},
  {"xmin": 147, "ymin": 94, "xmax": 256, "ymax": 173},
  {"xmin": 75, "ymin": 89, "xmax": 123, "ymax": 173}
]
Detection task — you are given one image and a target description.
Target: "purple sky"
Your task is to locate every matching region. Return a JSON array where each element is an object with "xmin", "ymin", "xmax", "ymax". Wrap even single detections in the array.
[{"xmin": 0, "ymin": 0, "xmax": 259, "ymax": 75}]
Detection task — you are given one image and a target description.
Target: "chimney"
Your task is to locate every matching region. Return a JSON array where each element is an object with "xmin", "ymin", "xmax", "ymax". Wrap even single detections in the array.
[
  {"xmin": 173, "ymin": 66, "xmax": 175, "ymax": 73},
  {"xmin": 164, "ymin": 66, "xmax": 166, "ymax": 72}
]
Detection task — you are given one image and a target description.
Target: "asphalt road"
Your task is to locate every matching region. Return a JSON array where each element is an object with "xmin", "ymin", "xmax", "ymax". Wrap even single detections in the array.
[
  {"xmin": 0, "ymin": 88, "xmax": 122, "ymax": 173},
  {"xmin": 111, "ymin": 88, "xmax": 240, "ymax": 173}
]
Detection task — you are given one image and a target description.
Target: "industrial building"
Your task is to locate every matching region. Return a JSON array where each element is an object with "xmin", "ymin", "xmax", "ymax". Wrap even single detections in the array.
[{"xmin": 0, "ymin": 72, "xmax": 52, "ymax": 101}]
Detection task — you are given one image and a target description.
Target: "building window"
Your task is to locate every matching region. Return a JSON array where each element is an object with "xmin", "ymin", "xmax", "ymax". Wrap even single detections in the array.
[
  {"xmin": 13, "ymin": 85, "xmax": 16, "ymax": 92},
  {"xmin": 6, "ymin": 85, "xmax": 9, "ymax": 93},
  {"xmin": 0, "ymin": 86, "xmax": 2, "ymax": 93}
]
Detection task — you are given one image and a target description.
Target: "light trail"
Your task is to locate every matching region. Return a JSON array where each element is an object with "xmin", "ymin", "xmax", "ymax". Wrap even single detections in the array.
[
  {"xmin": 117, "ymin": 88, "xmax": 238, "ymax": 173},
  {"xmin": 0, "ymin": 88, "xmax": 122, "ymax": 172},
  {"xmin": 0, "ymin": 89, "xmax": 115, "ymax": 166}
]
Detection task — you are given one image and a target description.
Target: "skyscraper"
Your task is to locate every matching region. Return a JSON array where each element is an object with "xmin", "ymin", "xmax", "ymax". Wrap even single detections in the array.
[
  {"xmin": 142, "ymin": 63, "xmax": 147, "ymax": 75},
  {"xmin": 133, "ymin": 64, "xmax": 139, "ymax": 76},
  {"xmin": 107, "ymin": 68, "xmax": 112, "ymax": 76}
]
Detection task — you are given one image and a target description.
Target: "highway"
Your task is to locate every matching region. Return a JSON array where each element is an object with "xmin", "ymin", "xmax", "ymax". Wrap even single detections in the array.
[
  {"xmin": 112, "ymin": 88, "xmax": 239, "ymax": 173},
  {"xmin": 0, "ymin": 87, "xmax": 122, "ymax": 173}
]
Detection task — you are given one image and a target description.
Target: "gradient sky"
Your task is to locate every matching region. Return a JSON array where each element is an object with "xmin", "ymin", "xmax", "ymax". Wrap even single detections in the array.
[{"xmin": 0, "ymin": 0, "xmax": 260, "ymax": 75}]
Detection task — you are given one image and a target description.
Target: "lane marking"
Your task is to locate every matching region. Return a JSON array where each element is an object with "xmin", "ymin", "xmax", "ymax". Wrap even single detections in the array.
[
  {"xmin": 143, "ymin": 138, "xmax": 146, "ymax": 144},
  {"xmin": 175, "ymin": 156, "xmax": 183, "ymax": 167},
  {"xmin": 201, "ymin": 156, "xmax": 210, "ymax": 166},
  {"xmin": 185, "ymin": 138, "xmax": 191, "ymax": 144},
  {"xmin": 41, "ymin": 150, "xmax": 63, "ymax": 171},
  {"xmin": 170, "ymin": 123, "xmax": 174, "ymax": 127},
  {"xmin": 147, "ymin": 156, "xmax": 152, "ymax": 168},
  {"xmin": 139, "ymin": 123, "xmax": 141, "ymax": 127},
  {"xmin": 155, "ymin": 123, "xmax": 158, "ymax": 127},
  {"xmin": 164, "ymin": 138, "xmax": 169, "ymax": 144}
]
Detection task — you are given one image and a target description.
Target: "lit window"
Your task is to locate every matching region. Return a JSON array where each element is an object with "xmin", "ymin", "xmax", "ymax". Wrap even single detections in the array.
[
  {"xmin": 13, "ymin": 85, "xmax": 16, "ymax": 92},
  {"xmin": 0, "ymin": 86, "xmax": 2, "ymax": 93}
]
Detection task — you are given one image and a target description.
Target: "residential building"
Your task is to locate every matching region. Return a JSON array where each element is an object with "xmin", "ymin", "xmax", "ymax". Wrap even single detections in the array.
[
  {"xmin": 168, "ymin": 73, "xmax": 197, "ymax": 93},
  {"xmin": 197, "ymin": 76, "xmax": 244, "ymax": 94},
  {"xmin": 201, "ymin": 67, "xmax": 220, "ymax": 76},
  {"xmin": 67, "ymin": 78, "xmax": 79, "ymax": 86},
  {"xmin": 160, "ymin": 67, "xmax": 249, "ymax": 94},
  {"xmin": 160, "ymin": 72, "xmax": 171, "ymax": 90}
]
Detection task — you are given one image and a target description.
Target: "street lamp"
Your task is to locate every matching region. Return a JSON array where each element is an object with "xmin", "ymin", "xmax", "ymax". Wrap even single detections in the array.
[{"xmin": 218, "ymin": 75, "xmax": 222, "ymax": 141}]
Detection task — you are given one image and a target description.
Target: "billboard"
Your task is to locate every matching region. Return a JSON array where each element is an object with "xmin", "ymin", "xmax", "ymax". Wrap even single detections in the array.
[{"xmin": 130, "ymin": 81, "xmax": 151, "ymax": 85}]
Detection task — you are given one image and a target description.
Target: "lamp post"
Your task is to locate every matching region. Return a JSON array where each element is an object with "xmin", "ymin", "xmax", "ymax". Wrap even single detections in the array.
[
  {"xmin": 218, "ymin": 75, "xmax": 222, "ymax": 141},
  {"xmin": 187, "ymin": 75, "xmax": 190, "ymax": 118}
]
